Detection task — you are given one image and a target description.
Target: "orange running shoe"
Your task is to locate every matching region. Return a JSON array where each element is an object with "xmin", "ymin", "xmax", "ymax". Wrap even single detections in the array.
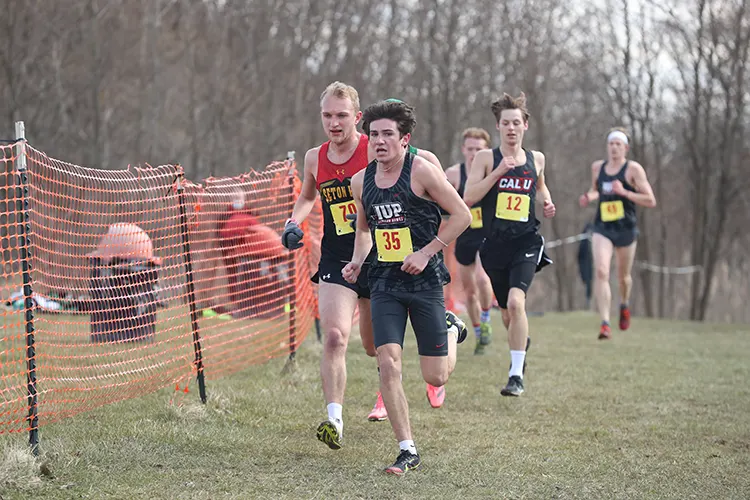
[
  {"xmin": 367, "ymin": 391, "xmax": 388, "ymax": 421},
  {"xmin": 426, "ymin": 384, "xmax": 446, "ymax": 408},
  {"xmin": 598, "ymin": 323, "xmax": 612, "ymax": 340},
  {"xmin": 619, "ymin": 305, "xmax": 631, "ymax": 331}
]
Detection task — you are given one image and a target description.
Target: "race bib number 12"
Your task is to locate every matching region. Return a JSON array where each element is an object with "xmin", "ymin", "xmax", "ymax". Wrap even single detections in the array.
[
  {"xmin": 375, "ymin": 227, "xmax": 414, "ymax": 262},
  {"xmin": 495, "ymin": 193, "xmax": 530, "ymax": 222}
]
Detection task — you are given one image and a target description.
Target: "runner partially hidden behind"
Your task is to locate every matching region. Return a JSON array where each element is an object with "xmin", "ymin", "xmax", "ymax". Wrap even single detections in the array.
[{"xmin": 444, "ymin": 127, "xmax": 496, "ymax": 355}]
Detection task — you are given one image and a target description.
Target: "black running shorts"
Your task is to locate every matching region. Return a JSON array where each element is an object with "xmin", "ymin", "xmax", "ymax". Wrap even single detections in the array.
[
  {"xmin": 370, "ymin": 288, "xmax": 448, "ymax": 356},
  {"xmin": 592, "ymin": 226, "xmax": 638, "ymax": 248},
  {"xmin": 311, "ymin": 256, "xmax": 370, "ymax": 299},
  {"xmin": 454, "ymin": 236, "xmax": 484, "ymax": 266},
  {"xmin": 481, "ymin": 232, "xmax": 551, "ymax": 309}
]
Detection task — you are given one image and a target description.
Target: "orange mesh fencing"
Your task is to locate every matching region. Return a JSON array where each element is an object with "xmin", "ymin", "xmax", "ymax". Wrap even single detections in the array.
[
  {"xmin": 0, "ymin": 143, "xmax": 322, "ymax": 436},
  {"xmin": 185, "ymin": 164, "xmax": 321, "ymax": 379},
  {"xmin": 0, "ymin": 143, "xmax": 31, "ymax": 435}
]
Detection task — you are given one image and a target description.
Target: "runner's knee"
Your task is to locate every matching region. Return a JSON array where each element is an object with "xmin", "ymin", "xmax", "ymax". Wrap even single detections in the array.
[
  {"xmin": 324, "ymin": 326, "xmax": 348, "ymax": 352},
  {"xmin": 595, "ymin": 264, "xmax": 610, "ymax": 282},
  {"xmin": 506, "ymin": 295, "xmax": 526, "ymax": 317},
  {"xmin": 377, "ymin": 351, "xmax": 401, "ymax": 379},
  {"xmin": 423, "ymin": 365, "xmax": 448, "ymax": 387}
]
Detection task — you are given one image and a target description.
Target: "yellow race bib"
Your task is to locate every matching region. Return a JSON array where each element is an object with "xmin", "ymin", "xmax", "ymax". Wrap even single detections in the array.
[
  {"xmin": 470, "ymin": 206, "xmax": 483, "ymax": 229},
  {"xmin": 375, "ymin": 227, "xmax": 413, "ymax": 262},
  {"xmin": 600, "ymin": 200, "xmax": 625, "ymax": 222},
  {"xmin": 495, "ymin": 193, "xmax": 530, "ymax": 222},
  {"xmin": 330, "ymin": 200, "xmax": 357, "ymax": 235}
]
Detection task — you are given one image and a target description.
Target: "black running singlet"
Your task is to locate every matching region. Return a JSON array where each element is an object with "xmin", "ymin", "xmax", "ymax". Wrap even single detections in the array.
[
  {"xmin": 362, "ymin": 152, "xmax": 450, "ymax": 293},
  {"xmin": 456, "ymin": 162, "xmax": 485, "ymax": 244},
  {"xmin": 593, "ymin": 161, "xmax": 637, "ymax": 233},
  {"xmin": 480, "ymin": 149, "xmax": 539, "ymax": 242}
]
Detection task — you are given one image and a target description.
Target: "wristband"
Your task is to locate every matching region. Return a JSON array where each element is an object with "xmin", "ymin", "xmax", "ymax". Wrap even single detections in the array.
[{"xmin": 435, "ymin": 236, "xmax": 448, "ymax": 247}]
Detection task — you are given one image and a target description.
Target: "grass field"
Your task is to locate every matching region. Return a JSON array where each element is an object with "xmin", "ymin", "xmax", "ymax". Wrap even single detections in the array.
[{"xmin": 0, "ymin": 311, "xmax": 748, "ymax": 499}]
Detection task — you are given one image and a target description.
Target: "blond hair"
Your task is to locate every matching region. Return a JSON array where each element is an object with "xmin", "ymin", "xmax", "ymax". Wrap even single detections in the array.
[
  {"xmin": 320, "ymin": 81, "xmax": 360, "ymax": 113},
  {"xmin": 462, "ymin": 127, "xmax": 491, "ymax": 146}
]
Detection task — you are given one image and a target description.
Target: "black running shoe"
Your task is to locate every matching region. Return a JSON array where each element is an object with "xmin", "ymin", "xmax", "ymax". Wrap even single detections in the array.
[
  {"xmin": 316, "ymin": 420, "xmax": 342, "ymax": 450},
  {"xmin": 446, "ymin": 310, "xmax": 468, "ymax": 344},
  {"xmin": 508, "ymin": 337, "xmax": 531, "ymax": 374},
  {"xmin": 500, "ymin": 375, "xmax": 525, "ymax": 397},
  {"xmin": 384, "ymin": 449, "xmax": 421, "ymax": 476}
]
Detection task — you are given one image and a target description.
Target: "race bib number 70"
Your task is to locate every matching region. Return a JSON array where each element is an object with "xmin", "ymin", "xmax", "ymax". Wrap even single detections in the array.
[
  {"xmin": 330, "ymin": 201, "xmax": 357, "ymax": 235},
  {"xmin": 375, "ymin": 227, "xmax": 414, "ymax": 262}
]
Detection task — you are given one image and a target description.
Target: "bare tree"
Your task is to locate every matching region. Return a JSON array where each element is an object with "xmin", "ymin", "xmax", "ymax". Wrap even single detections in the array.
[
  {"xmin": 662, "ymin": 0, "xmax": 750, "ymax": 320},
  {"xmin": 1, "ymin": 0, "xmax": 748, "ymax": 321}
]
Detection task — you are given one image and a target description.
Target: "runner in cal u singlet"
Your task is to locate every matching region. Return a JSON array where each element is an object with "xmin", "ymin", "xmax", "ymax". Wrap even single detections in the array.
[{"xmin": 463, "ymin": 92, "xmax": 556, "ymax": 398}]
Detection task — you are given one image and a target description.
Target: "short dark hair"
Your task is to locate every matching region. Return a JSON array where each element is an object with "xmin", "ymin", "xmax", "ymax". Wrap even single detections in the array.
[
  {"xmin": 362, "ymin": 100, "xmax": 417, "ymax": 137},
  {"xmin": 491, "ymin": 92, "xmax": 530, "ymax": 123}
]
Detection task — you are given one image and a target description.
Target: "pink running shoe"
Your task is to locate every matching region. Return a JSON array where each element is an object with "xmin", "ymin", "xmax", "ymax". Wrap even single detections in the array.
[
  {"xmin": 426, "ymin": 384, "xmax": 446, "ymax": 408},
  {"xmin": 367, "ymin": 391, "xmax": 388, "ymax": 421}
]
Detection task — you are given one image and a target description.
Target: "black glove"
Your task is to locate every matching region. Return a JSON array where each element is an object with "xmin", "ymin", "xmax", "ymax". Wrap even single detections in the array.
[
  {"xmin": 346, "ymin": 213, "xmax": 357, "ymax": 230},
  {"xmin": 281, "ymin": 220, "xmax": 304, "ymax": 250}
]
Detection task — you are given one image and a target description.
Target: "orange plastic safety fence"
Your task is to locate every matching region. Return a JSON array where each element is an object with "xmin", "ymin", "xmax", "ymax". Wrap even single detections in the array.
[
  {"xmin": 185, "ymin": 163, "xmax": 320, "ymax": 379},
  {"xmin": 0, "ymin": 144, "xmax": 322, "ymax": 435},
  {"xmin": 0, "ymin": 144, "xmax": 31, "ymax": 435}
]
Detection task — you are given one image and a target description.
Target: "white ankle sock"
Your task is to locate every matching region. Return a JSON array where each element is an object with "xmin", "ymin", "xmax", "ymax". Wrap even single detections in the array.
[
  {"xmin": 327, "ymin": 403, "xmax": 343, "ymax": 431},
  {"xmin": 399, "ymin": 440, "xmax": 417, "ymax": 455},
  {"xmin": 509, "ymin": 350, "xmax": 526, "ymax": 378}
]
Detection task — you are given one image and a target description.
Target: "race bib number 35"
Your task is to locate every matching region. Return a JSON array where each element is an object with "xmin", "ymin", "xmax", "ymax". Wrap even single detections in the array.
[
  {"xmin": 470, "ymin": 206, "xmax": 483, "ymax": 229},
  {"xmin": 600, "ymin": 200, "xmax": 625, "ymax": 222},
  {"xmin": 495, "ymin": 193, "xmax": 530, "ymax": 222},
  {"xmin": 330, "ymin": 201, "xmax": 357, "ymax": 235},
  {"xmin": 375, "ymin": 227, "xmax": 413, "ymax": 262}
]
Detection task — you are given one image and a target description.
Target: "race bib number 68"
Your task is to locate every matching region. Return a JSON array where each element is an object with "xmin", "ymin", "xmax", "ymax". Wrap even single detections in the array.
[{"xmin": 600, "ymin": 200, "xmax": 625, "ymax": 222}]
